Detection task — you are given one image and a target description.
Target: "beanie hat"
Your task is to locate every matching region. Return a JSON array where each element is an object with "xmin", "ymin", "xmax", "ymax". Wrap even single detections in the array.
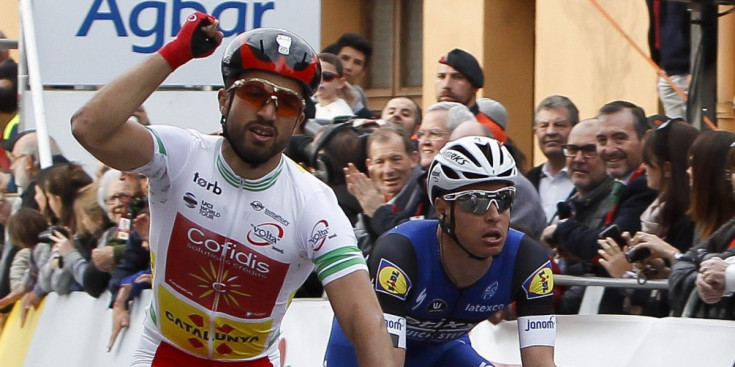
[
  {"xmin": 439, "ymin": 49, "xmax": 484, "ymax": 88},
  {"xmin": 477, "ymin": 98, "xmax": 508, "ymax": 130}
]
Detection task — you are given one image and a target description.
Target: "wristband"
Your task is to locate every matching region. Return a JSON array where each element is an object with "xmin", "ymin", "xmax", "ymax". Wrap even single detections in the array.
[
  {"xmin": 158, "ymin": 11, "xmax": 220, "ymax": 70},
  {"xmin": 518, "ymin": 315, "xmax": 556, "ymax": 348}
]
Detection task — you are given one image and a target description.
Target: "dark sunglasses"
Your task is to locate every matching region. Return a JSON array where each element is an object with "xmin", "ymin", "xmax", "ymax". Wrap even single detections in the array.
[
  {"xmin": 442, "ymin": 187, "xmax": 516, "ymax": 215},
  {"xmin": 322, "ymin": 72, "xmax": 338, "ymax": 82},
  {"xmin": 562, "ymin": 144, "xmax": 598, "ymax": 158},
  {"xmin": 228, "ymin": 78, "xmax": 305, "ymax": 118}
]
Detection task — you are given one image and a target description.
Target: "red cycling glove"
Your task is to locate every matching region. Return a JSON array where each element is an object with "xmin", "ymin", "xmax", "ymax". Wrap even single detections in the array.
[{"xmin": 158, "ymin": 11, "xmax": 221, "ymax": 71}]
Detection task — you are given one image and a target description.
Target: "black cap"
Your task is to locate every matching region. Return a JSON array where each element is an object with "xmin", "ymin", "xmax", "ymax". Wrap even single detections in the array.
[
  {"xmin": 439, "ymin": 49, "xmax": 484, "ymax": 88},
  {"xmin": 2, "ymin": 129, "xmax": 35, "ymax": 152}
]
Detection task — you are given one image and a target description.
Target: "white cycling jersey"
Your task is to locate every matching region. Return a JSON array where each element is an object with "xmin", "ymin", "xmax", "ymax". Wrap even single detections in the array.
[{"xmin": 133, "ymin": 126, "xmax": 366, "ymax": 362}]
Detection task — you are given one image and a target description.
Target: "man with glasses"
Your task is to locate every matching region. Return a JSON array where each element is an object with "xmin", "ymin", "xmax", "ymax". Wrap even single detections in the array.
[
  {"xmin": 543, "ymin": 101, "xmax": 656, "ymax": 314},
  {"xmin": 526, "ymin": 96, "xmax": 580, "ymax": 223},
  {"xmin": 71, "ymin": 13, "xmax": 394, "ymax": 366},
  {"xmin": 540, "ymin": 119, "xmax": 614, "ymax": 314},
  {"xmin": 325, "ymin": 136, "xmax": 556, "ymax": 367}
]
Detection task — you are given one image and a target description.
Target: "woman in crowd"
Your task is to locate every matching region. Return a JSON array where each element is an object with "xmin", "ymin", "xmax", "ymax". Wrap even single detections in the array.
[
  {"xmin": 40, "ymin": 163, "xmax": 93, "ymax": 295},
  {"xmin": 668, "ymin": 135, "xmax": 735, "ymax": 319},
  {"xmin": 0, "ymin": 208, "xmax": 52, "ymax": 308},
  {"xmin": 598, "ymin": 120, "xmax": 699, "ymax": 315}
]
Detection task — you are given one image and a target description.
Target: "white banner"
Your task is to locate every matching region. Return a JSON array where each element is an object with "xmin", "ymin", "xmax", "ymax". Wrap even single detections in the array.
[{"xmin": 31, "ymin": 0, "xmax": 320, "ymax": 86}]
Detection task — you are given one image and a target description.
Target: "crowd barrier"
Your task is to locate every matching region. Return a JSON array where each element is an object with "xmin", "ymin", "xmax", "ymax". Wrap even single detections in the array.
[{"xmin": 1, "ymin": 290, "xmax": 734, "ymax": 367}]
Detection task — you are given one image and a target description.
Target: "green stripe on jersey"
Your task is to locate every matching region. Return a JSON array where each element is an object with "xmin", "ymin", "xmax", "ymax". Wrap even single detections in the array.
[
  {"xmin": 216, "ymin": 154, "xmax": 282, "ymax": 191},
  {"xmin": 147, "ymin": 127, "xmax": 167, "ymax": 155},
  {"xmin": 315, "ymin": 246, "xmax": 366, "ymax": 282}
]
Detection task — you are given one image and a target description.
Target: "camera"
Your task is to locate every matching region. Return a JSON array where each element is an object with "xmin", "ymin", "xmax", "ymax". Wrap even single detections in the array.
[
  {"xmin": 599, "ymin": 224, "xmax": 625, "ymax": 247},
  {"xmin": 38, "ymin": 225, "xmax": 71, "ymax": 244},
  {"xmin": 127, "ymin": 197, "xmax": 148, "ymax": 219},
  {"xmin": 625, "ymin": 247, "xmax": 652, "ymax": 263}
]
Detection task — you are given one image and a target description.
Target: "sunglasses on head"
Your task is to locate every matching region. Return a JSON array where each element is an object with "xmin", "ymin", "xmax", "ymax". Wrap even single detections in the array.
[
  {"xmin": 442, "ymin": 187, "xmax": 516, "ymax": 215},
  {"xmin": 322, "ymin": 72, "xmax": 339, "ymax": 82},
  {"xmin": 227, "ymin": 78, "xmax": 305, "ymax": 118}
]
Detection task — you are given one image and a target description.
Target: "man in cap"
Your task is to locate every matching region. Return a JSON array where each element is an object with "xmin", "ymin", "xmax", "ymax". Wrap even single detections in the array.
[{"xmin": 436, "ymin": 49, "xmax": 506, "ymax": 143}]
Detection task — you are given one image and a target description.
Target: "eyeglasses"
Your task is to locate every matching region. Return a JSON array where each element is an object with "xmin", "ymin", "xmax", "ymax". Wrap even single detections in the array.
[
  {"xmin": 416, "ymin": 129, "xmax": 449, "ymax": 141},
  {"xmin": 562, "ymin": 144, "xmax": 598, "ymax": 158},
  {"xmin": 322, "ymin": 72, "xmax": 338, "ymax": 82},
  {"xmin": 106, "ymin": 193, "xmax": 132, "ymax": 205},
  {"xmin": 442, "ymin": 187, "xmax": 516, "ymax": 215},
  {"xmin": 228, "ymin": 78, "xmax": 305, "ymax": 118}
]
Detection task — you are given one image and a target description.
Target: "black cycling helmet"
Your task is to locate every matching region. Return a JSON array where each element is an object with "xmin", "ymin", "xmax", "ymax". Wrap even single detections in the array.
[{"xmin": 221, "ymin": 28, "xmax": 321, "ymax": 98}]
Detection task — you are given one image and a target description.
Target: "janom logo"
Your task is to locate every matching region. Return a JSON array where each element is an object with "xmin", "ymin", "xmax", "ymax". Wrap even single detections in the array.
[{"xmin": 246, "ymin": 223, "xmax": 284, "ymax": 246}]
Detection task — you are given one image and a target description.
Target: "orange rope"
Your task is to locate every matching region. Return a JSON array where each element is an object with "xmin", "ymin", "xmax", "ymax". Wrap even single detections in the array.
[{"xmin": 587, "ymin": 0, "xmax": 719, "ymax": 130}]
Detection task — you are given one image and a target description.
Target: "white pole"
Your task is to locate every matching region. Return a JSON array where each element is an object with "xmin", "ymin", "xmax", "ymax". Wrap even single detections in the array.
[{"xmin": 19, "ymin": 0, "xmax": 52, "ymax": 168}]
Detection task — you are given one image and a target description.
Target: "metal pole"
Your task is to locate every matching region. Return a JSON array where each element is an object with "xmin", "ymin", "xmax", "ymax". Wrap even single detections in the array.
[
  {"xmin": 19, "ymin": 0, "xmax": 52, "ymax": 168},
  {"xmin": 554, "ymin": 274, "xmax": 669, "ymax": 291}
]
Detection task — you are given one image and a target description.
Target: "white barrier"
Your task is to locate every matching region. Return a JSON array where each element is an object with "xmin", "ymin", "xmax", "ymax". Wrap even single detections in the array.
[{"xmin": 2, "ymin": 291, "xmax": 735, "ymax": 367}]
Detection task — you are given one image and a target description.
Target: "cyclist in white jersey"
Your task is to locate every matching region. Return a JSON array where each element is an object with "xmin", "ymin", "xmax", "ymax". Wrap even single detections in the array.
[{"xmin": 71, "ymin": 12, "xmax": 395, "ymax": 367}]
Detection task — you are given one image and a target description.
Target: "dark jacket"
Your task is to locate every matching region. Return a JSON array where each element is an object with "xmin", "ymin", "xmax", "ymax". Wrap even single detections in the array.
[
  {"xmin": 669, "ymin": 217, "xmax": 735, "ymax": 319},
  {"xmin": 553, "ymin": 173, "xmax": 658, "ymax": 262},
  {"xmin": 646, "ymin": 0, "xmax": 691, "ymax": 76},
  {"xmin": 526, "ymin": 164, "xmax": 543, "ymax": 190}
]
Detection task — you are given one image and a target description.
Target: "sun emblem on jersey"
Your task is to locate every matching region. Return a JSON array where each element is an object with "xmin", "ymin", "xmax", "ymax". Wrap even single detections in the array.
[{"xmin": 190, "ymin": 261, "xmax": 251, "ymax": 306}]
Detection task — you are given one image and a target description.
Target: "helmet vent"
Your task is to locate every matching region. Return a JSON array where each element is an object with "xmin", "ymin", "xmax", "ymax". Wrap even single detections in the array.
[
  {"xmin": 259, "ymin": 40, "xmax": 265, "ymax": 54},
  {"xmin": 441, "ymin": 166, "xmax": 460, "ymax": 180},
  {"xmin": 464, "ymin": 172, "xmax": 485, "ymax": 179},
  {"xmin": 453, "ymin": 146, "xmax": 479, "ymax": 166}
]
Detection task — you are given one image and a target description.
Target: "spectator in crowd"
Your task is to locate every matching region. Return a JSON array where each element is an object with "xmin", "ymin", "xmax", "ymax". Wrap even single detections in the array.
[
  {"xmin": 416, "ymin": 102, "xmax": 473, "ymax": 168},
  {"xmin": 598, "ymin": 119, "xmax": 699, "ymax": 316},
  {"xmin": 0, "ymin": 30, "xmax": 17, "ymax": 82},
  {"xmin": 42, "ymin": 163, "xmax": 94, "ymax": 295},
  {"xmin": 476, "ymin": 97, "xmax": 529, "ymax": 172},
  {"xmin": 310, "ymin": 124, "xmax": 366, "ymax": 225},
  {"xmin": 315, "ymin": 53, "xmax": 354, "ymax": 120},
  {"xmin": 0, "ymin": 208, "xmax": 51, "ymax": 309},
  {"xmin": 323, "ymin": 33, "xmax": 374, "ymax": 118},
  {"xmin": 526, "ymin": 95, "xmax": 579, "ymax": 223},
  {"xmin": 543, "ymin": 100, "xmax": 657, "ymax": 314},
  {"xmin": 380, "ymin": 96, "xmax": 422, "ymax": 138},
  {"xmin": 60, "ymin": 183, "xmax": 117, "ymax": 298},
  {"xmin": 0, "ymin": 78, "xmax": 19, "ymax": 169},
  {"xmin": 668, "ymin": 131, "xmax": 735, "ymax": 318},
  {"xmin": 646, "ymin": 0, "xmax": 691, "ymax": 119},
  {"xmin": 548, "ymin": 118, "xmax": 615, "ymax": 313},
  {"xmin": 449, "ymin": 121, "xmax": 546, "ymax": 240},
  {"xmin": 436, "ymin": 49, "xmax": 509, "ymax": 142},
  {"xmin": 347, "ymin": 126, "xmax": 424, "ymax": 242}
]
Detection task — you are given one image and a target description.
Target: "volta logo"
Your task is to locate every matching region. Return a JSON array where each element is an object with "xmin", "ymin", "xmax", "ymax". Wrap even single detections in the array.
[
  {"xmin": 308, "ymin": 220, "xmax": 333, "ymax": 251},
  {"xmin": 246, "ymin": 223, "xmax": 284, "ymax": 246},
  {"xmin": 193, "ymin": 172, "xmax": 222, "ymax": 195},
  {"xmin": 184, "ymin": 192, "xmax": 198, "ymax": 208}
]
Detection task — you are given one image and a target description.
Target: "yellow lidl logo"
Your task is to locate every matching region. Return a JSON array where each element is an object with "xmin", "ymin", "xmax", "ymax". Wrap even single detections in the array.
[
  {"xmin": 522, "ymin": 261, "xmax": 554, "ymax": 300},
  {"xmin": 375, "ymin": 258, "xmax": 411, "ymax": 300}
]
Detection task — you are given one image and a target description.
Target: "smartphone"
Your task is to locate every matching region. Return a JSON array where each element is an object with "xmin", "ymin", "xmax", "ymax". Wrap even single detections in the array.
[{"xmin": 599, "ymin": 224, "xmax": 625, "ymax": 247}]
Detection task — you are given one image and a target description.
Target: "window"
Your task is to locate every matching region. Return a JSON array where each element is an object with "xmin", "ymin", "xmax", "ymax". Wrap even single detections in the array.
[{"xmin": 363, "ymin": 0, "xmax": 423, "ymax": 112}]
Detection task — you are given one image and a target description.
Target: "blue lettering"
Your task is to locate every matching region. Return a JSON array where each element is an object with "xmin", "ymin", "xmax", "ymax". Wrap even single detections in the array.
[
  {"xmin": 212, "ymin": 2, "xmax": 247, "ymax": 37},
  {"xmin": 77, "ymin": 0, "xmax": 127, "ymax": 36},
  {"xmin": 130, "ymin": 2, "xmax": 166, "ymax": 53},
  {"xmin": 253, "ymin": 2, "xmax": 275, "ymax": 28},
  {"xmin": 171, "ymin": 0, "xmax": 207, "ymax": 35}
]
